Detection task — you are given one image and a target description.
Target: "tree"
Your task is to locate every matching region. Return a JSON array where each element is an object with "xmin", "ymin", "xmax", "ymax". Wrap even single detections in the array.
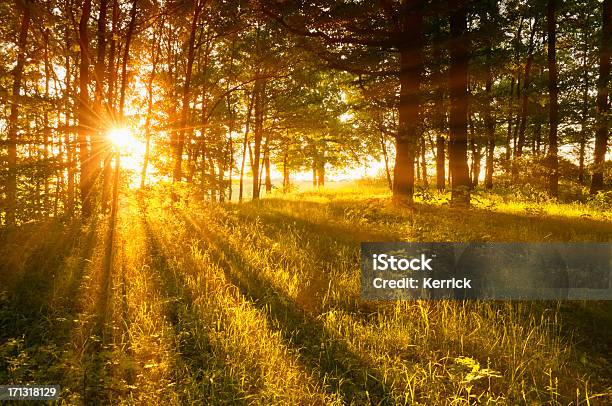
[
  {"xmin": 546, "ymin": 0, "xmax": 559, "ymax": 198},
  {"xmin": 78, "ymin": 0, "xmax": 93, "ymax": 217},
  {"xmin": 448, "ymin": 0, "xmax": 470, "ymax": 206},
  {"xmin": 590, "ymin": 0, "xmax": 611, "ymax": 194},
  {"xmin": 5, "ymin": 0, "xmax": 30, "ymax": 225}
]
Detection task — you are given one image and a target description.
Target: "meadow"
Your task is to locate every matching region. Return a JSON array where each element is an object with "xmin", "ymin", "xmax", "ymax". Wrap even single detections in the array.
[{"xmin": 1, "ymin": 183, "xmax": 611, "ymax": 404}]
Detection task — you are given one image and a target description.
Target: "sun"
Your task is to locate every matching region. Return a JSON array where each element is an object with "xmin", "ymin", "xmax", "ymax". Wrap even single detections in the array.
[
  {"xmin": 108, "ymin": 127, "xmax": 135, "ymax": 150},
  {"xmin": 106, "ymin": 127, "xmax": 148, "ymax": 186}
]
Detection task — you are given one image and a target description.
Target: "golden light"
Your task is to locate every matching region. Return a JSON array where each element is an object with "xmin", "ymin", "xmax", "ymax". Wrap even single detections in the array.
[
  {"xmin": 106, "ymin": 127, "xmax": 150, "ymax": 187},
  {"xmin": 108, "ymin": 127, "xmax": 133, "ymax": 150}
]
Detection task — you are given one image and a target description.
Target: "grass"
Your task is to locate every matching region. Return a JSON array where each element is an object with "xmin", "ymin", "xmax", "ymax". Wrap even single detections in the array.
[{"xmin": 0, "ymin": 183, "xmax": 611, "ymax": 404}]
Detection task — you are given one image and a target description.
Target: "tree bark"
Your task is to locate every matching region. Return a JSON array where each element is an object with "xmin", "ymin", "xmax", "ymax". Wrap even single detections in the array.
[
  {"xmin": 252, "ymin": 78, "xmax": 265, "ymax": 200},
  {"xmin": 505, "ymin": 77, "xmax": 515, "ymax": 162},
  {"xmin": 448, "ymin": 0, "xmax": 471, "ymax": 206},
  {"xmin": 174, "ymin": 0, "xmax": 202, "ymax": 183},
  {"xmin": 5, "ymin": 1, "xmax": 30, "ymax": 225},
  {"xmin": 579, "ymin": 29, "xmax": 590, "ymax": 184},
  {"xmin": 546, "ymin": 0, "xmax": 559, "ymax": 197},
  {"xmin": 264, "ymin": 134, "xmax": 272, "ymax": 193},
  {"xmin": 141, "ymin": 18, "xmax": 162, "ymax": 189},
  {"xmin": 484, "ymin": 41, "xmax": 495, "ymax": 189},
  {"xmin": 239, "ymin": 89, "xmax": 255, "ymax": 201},
  {"xmin": 43, "ymin": 28, "xmax": 51, "ymax": 214},
  {"xmin": 78, "ymin": 0, "xmax": 93, "ymax": 218},
  {"xmin": 91, "ymin": 0, "xmax": 109, "ymax": 179},
  {"xmin": 514, "ymin": 18, "xmax": 538, "ymax": 178},
  {"xmin": 393, "ymin": 2, "xmax": 423, "ymax": 203},
  {"xmin": 380, "ymin": 126, "xmax": 393, "ymax": 190},
  {"xmin": 282, "ymin": 150, "xmax": 290, "ymax": 192},
  {"xmin": 590, "ymin": 0, "xmax": 611, "ymax": 194}
]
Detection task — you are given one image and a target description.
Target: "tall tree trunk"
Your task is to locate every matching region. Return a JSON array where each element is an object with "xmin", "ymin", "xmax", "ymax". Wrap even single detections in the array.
[
  {"xmin": 590, "ymin": 0, "xmax": 611, "ymax": 194},
  {"xmin": 432, "ymin": 13, "xmax": 446, "ymax": 192},
  {"xmin": 141, "ymin": 18, "xmax": 162, "ymax": 189},
  {"xmin": 43, "ymin": 28, "xmax": 51, "ymax": 215},
  {"xmin": 78, "ymin": 0, "xmax": 93, "ymax": 218},
  {"xmin": 239, "ymin": 89, "xmax": 255, "ymax": 201},
  {"xmin": 484, "ymin": 41, "xmax": 495, "ymax": 189},
  {"xmin": 65, "ymin": 34, "xmax": 75, "ymax": 215},
  {"xmin": 5, "ymin": 1, "xmax": 30, "ymax": 225},
  {"xmin": 448, "ymin": 0, "xmax": 471, "ymax": 206},
  {"xmin": 380, "ymin": 126, "xmax": 393, "ymax": 190},
  {"xmin": 514, "ymin": 18, "xmax": 538, "ymax": 178},
  {"xmin": 226, "ymin": 37, "xmax": 237, "ymax": 201},
  {"xmin": 118, "ymin": 0, "xmax": 138, "ymax": 119},
  {"xmin": 264, "ymin": 135, "xmax": 272, "ymax": 193},
  {"xmin": 505, "ymin": 77, "xmax": 515, "ymax": 162},
  {"xmin": 546, "ymin": 0, "xmax": 559, "ymax": 197},
  {"xmin": 102, "ymin": 0, "xmax": 119, "ymax": 212},
  {"xmin": 282, "ymin": 150, "xmax": 290, "ymax": 192},
  {"xmin": 579, "ymin": 29, "xmax": 590, "ymax": 184},
  {"xmin": 174, "ymin": 0, "xmax": 202, "ymax": 183},
  {"xmin": 317, "ymin": 166, "xmax": 325, "ymax": 187},
  {"xmin": 469, "ymin": 113, "xmax": 479, "ymax": 187},
  {"xmin": 92, "ymin": 0, "xmax": 108, "ymax": 180},
  {"xmin": 420, "ymin": 135, "xmax": 428, "ymax": 187},
  {"xmin": 393, "ymin": 2, "xmax": 423, "ymax": 203},
  {"xmin": 252, "ymin": 78, "xmax": 265, "ymax": 200}
]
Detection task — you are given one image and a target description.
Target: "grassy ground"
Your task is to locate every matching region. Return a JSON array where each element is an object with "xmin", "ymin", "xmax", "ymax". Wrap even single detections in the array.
[{"xmin": 1, "ymin": 184, "xmax": 611, "ymax": 404}]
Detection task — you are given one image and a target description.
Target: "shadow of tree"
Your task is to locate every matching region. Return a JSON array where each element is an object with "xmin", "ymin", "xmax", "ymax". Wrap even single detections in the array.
[
  {"xmin": 179, "ymin": 211, "xmax": 395, "ymax": 404},
  {"xmin": 138, "ymin": 199, "xmax": 250, "ymax": 405}
]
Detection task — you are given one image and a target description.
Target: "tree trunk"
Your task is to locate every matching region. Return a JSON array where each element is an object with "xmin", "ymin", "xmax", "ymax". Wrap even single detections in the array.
[
  {"xmin": 317, "ymin": 161, "xmax": 325, "ymax": 187},
  {"xmin": 590, "ymin": 0, "xmax": 611, "ymax": 194},
  {"xmin": 505, "ymin": 77, "xmax": 515, "ymax": 162},
  {"xmin": 43, "ymin": 28, "xmax": 51, "ymax": 215},
  {"xmin": 239, "ymin": 89, "xmax": 255, "ymax": 201},
  {"xmin": 141, "ymin": 19, "xmax": 162, "ymax": 189},
  {"xmin": 579, "ymin": 30, "xmax": 590, "ymax": 184},
  {"xmin": 420, "ymin": 136, "xmax": 428, "ymax": 187},
  {"xmin": 5, "ymin": 2, "xmax": 30, "ymax": 225},
  {"xmin": 78, "ymin": 0, "xmax": 93, "ymax": 218},
  {"xmin": 448, "ymin": 0, "xmax": 471, "ymax": 206},
  {"xmin": 92, "ymin": 0, "xmax": 109, "ymax": 180},
  {"xmin": 469, "ymin": 113, "xmax": 479, "ymax": 187},
  {"xmin": 380, "ymin": 127, "xmax": 393, "ymax": 190},
  {"xmin": 484, "ymin": 41, "xmax": 495, "ymax": 189},
  {"xmin": 283, "ymin": 151, "xmax": 290, "ymax": 192},
  {"xmin": 65, "ymin": 34, "xmax": 75, "ymax": 215},
  {"xmin": 432, "ymin": 16, "xmax": 446, "ymax": 192},
  {"xmin": 393, "ymin": 2, "xmax": 423, "ymax": 203},
  {"xmin": 312, "ymin": 157, "xmax": 317, "ymax": 187},
  {"xmin": 118, "ymin": 0, "xmax": 138, "ymax": 118},
  {"xmin": 546, "ymin": 0, "xmax": 559, "ymax": 197},
  {"xmin": 264, "ymin": 134, "xmax": 272, "ymax": 193},
  {"xmin": 174, "ymin": 0, "xmax": 202, "ymax": 183},
  {"xmin": 252, "ymin": 78, "xmax": 265, "ymax": 200},
  {"xmin": 102, "ymin": 0, "xmax": 119, "ymax": 212},
  {"xmin": 514, "ymin": 19, "xmax": 538, "ymax": 178}
]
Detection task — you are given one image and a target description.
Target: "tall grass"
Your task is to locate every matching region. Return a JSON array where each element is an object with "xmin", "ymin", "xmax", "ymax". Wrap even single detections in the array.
[{"xmin": 0, "ymin": 185, "xmax": 610, "ymax": 404}]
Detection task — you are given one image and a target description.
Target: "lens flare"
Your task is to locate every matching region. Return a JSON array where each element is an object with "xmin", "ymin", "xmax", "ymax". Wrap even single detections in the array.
[{"xmin": 108, "ymin": 127, "xmax": 133, "ymax": 149}]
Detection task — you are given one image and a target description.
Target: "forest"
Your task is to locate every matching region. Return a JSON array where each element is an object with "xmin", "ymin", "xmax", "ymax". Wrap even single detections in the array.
[{"xmin": 1, "ymin": 0, "xmax": 611, "ymax": 404}]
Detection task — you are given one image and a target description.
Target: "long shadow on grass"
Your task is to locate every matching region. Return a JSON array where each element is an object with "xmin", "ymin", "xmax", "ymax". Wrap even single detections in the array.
[
  {"xmin": 137, "ymin": 200, "xmax": 249, "ymax": 405},
  {"xmin": 0, "ymin": 217, "xmax": 99, "ymax": 388},
  {"xmin": 242, "ymin": 198, "xmax": 612, "ymax": 379},
  {"xmin": 82, "ymin": 209, "xmax": 124, "ymax": 404},
  {"xmin": 179, "ymin": 211, "xmax": 395, "ymax": 405}
]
